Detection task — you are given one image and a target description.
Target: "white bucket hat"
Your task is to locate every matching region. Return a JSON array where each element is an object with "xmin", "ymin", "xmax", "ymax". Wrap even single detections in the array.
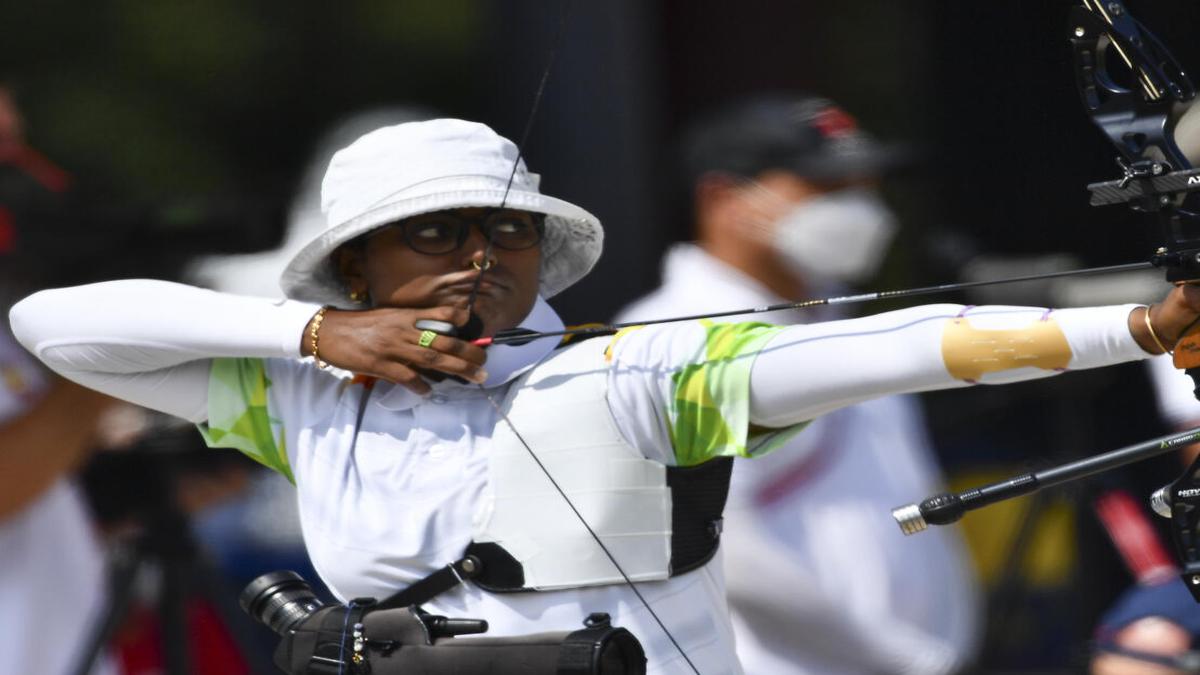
[{"xmin": 280, "ymin": 118, "xmax": 603, "ymax": 307}]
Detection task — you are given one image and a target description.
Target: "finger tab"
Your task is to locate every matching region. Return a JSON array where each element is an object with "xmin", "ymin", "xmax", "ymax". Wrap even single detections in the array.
[{"xmin": 415, "ymin": 319, "xmax": 456, "ymax": 335}]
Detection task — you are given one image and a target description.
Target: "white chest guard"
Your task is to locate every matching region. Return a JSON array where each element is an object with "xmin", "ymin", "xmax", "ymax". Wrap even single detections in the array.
[{"xmin": 471, "ymin": 337, "xmax": 675, "ymax": 590}]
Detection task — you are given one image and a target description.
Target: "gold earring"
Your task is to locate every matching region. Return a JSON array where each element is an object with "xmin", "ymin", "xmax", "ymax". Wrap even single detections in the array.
[{"xmin": 349, "ymin": 289, "xmax": 367, "ymax": 303}]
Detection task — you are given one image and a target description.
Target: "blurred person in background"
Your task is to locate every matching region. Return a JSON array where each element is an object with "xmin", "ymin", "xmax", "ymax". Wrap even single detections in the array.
[
  {"xmin": 616, "ymin": 95, "xmax": 980, "ymax": 674},
  {"xmin": 1, "ymin": 80, "xmax": 273, "ymax": 675},
  {"xmin": 0, "ymin": 82, "xmax": 120, "ymax": 675},
  {"xmin": 188, "ymin": 106, "xmax": 435, "ymax": 300}
]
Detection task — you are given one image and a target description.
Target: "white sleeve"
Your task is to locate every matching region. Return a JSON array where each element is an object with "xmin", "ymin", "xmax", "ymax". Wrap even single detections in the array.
[
  {"xmin": 8, "ymin": 280, "xmax": 319, "ymax": 423},
  {"xmin": 750, "ymin": 303, "xmax": 1149, "ymax": 427}
]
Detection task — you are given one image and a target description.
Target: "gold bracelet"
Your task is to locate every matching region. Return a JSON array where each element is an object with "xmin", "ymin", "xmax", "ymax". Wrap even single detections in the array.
[
  {"xmin": 1144, "ymin": 305, "xmax": 1172, "ymax": 355},
  {"xmin": 309, "ymin": 307, "xmax": 330, "ymax": 370}
]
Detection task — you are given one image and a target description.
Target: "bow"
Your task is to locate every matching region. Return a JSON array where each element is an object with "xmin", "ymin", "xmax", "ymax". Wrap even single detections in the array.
[
  {"xmin": 1070, "ymin": 0, "xmax": 1200, "ymax": 602},
  {"xmin": 889, "ymin": 0, "xmax": 1200, "ymax": 608}
]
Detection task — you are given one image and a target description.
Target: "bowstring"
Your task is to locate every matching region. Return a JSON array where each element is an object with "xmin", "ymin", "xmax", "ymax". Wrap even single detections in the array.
[
  {"xmin": 465, "ymin": 0, "xmax": 572, "ymax": 320},
  {"xmin": 466, "ymin": 1, "xmax": 704, "ymax": 673},
  {"xmin": 480, "ymin": 390, "xmax": 703, "ymax": 674}
]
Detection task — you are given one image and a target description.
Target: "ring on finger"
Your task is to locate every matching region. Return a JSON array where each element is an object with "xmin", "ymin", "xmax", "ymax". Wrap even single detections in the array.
[{"xmin": 418, "ymin": 330, "xmax": 438, "ymax": 348}]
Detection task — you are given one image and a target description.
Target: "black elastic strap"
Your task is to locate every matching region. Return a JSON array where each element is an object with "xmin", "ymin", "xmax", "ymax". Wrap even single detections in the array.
[
  {"xmin": 557, "ymin": 613, "xmax": 647, "ymax": 675},
  {"xmin": 375, "ymin": 556, "xmax": 482, "ymax": 610},
  {"xmin": 666, "ymin": 457, "xmax": 734, "ymax": 575},
  {"xmin": 464, "ymin": 541, "xmax": 526, "ymax": 591}
]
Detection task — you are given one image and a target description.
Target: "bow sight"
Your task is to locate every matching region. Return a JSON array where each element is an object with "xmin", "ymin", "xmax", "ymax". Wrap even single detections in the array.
[
  {"xmin": 895, "ymin": 0, "xmax": 1200, "ymax": 605},
  {"xmin": 1070, "ymin": 0, "xmax": 1200, "ymax": 279}
]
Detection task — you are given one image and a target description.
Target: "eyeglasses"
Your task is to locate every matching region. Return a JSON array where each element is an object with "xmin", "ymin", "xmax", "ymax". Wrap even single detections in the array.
[{"xmin": 393, "ymin": 210, "xmax": 546, "ymax": 255}]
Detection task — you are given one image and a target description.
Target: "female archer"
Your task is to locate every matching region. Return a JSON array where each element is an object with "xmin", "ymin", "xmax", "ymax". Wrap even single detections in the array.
[{"xmin": 11, "ymin": 118, "xmax": 1200, "ymax": 675}]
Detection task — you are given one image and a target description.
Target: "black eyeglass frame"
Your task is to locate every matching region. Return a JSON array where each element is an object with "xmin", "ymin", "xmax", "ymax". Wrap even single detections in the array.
[{"xmin": 391, "ymin": 210, "xmax": 547, "ymax": 255}]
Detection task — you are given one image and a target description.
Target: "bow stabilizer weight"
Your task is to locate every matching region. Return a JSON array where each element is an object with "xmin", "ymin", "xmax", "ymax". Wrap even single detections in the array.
[{"xmin": 893, "ymin": 427, "xmax": 1200, "ymax": 534}]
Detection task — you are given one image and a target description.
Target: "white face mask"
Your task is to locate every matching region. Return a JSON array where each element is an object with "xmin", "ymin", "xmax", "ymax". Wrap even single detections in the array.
[{"xmin": 769, "ymin": 187, "xmax": 897, "ymax": 284}]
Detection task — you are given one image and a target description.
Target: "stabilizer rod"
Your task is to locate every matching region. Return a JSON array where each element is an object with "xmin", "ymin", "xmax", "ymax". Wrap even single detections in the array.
[{"xmin": 893, "ymin": 426, "xmax": 1200, "ymax": 535}]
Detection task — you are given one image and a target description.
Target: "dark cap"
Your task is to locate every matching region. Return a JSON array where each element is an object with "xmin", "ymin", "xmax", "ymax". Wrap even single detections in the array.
[{"xmin": 681, "ymin": 94, "xmax": 908, "ymax": 186}]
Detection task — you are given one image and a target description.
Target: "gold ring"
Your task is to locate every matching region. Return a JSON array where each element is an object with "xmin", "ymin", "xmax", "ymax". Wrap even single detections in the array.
[
  {"xmin": 418, "ymin": 330, "xmax": 438, "ymax": 348},
  {"xmin": 471, "ymin": 259, "xmax": 494, "ymax": 271}
]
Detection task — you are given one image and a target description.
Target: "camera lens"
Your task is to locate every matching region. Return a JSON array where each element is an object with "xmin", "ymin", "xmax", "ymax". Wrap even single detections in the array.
[{"xmin": 239, "ymin": 570, "xmax": 325, "ymax": 635}]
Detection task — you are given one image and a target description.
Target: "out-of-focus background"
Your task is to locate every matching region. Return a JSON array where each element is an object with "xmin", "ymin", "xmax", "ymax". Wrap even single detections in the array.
[{"xmin": 6, "ymin": 1, "xmax": 1200, "ymax": 672}]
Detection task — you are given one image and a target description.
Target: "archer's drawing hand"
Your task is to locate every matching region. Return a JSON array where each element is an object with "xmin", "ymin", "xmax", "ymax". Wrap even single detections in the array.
[{"xmin": 302, "ymin": 305, "xmax": 488, "ymax": 395}]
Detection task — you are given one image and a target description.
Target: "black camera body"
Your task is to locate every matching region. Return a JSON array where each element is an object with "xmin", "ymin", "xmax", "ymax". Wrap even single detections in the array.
[{"xmin": 241, "ymin": 571, "xmax": 647, "ymax": 675}]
